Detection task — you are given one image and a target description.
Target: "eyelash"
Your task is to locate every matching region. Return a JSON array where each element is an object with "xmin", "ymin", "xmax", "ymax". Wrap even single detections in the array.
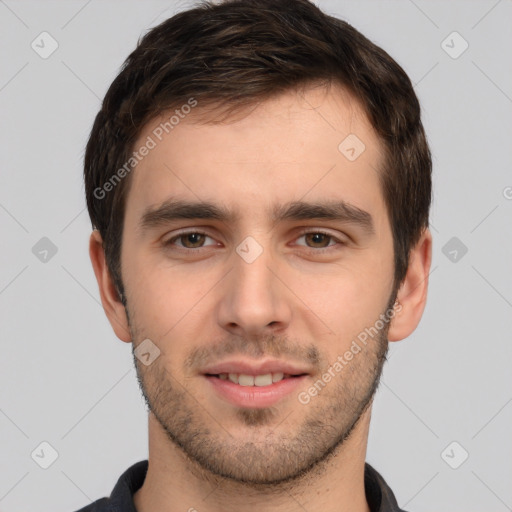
[{"xmin": 163, "ymin": 229, "xmax": 347, "ymax": 253}]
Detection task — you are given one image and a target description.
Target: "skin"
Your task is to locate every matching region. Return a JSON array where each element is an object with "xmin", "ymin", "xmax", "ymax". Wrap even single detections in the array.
[{"xmin": 90, "ymin": 83, "xmax": 432, "ymax": 512}]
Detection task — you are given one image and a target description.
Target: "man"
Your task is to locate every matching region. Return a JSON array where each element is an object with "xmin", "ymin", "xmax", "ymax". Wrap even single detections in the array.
[{"xmin": 78, "ymin": 0, "xmax": 432, "ymax": 510}]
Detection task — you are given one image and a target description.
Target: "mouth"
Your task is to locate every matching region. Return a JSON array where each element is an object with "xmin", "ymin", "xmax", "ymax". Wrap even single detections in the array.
[
  {"xmin": 205, "ymin": 372, "xmax": 307, "ymax": 387},
  {"xmin": 201, "ymin": 360, "xmax": 310, "ymax": 408}
]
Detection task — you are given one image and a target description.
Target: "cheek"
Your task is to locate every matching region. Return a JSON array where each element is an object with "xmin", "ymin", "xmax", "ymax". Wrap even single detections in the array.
[
  {"xmin": 286, "ymin": 263, "xmax": 390, "ymax": 339},
  {"xmin": 127, "ymin": 257, "xmax": 221, "ymax": 341}
]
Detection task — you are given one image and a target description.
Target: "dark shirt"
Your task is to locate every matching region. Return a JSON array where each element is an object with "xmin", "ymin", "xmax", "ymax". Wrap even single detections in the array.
[{"xmin": 73, "ymin": 460, "xmax": 408, "ymax": 512}]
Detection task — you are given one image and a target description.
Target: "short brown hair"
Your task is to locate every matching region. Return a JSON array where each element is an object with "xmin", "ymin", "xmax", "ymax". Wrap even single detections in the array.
[{"xmin": 84, "ymin": 0, "xmax": 432, "ymax": 303}]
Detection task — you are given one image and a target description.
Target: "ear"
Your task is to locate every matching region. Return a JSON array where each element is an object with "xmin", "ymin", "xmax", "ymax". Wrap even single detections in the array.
[
  {"xmin": 388, "ymin": 228, "xmax": 432, "ymax": 342},
  {"xmin": 89, "ymin": 230, "xmax": 131, "ymax": 343}
]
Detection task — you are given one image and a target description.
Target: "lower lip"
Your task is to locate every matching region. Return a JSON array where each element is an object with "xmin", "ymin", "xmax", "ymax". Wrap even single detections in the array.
[{"xmin": 204, "ymin": 375, "xmax": 308, "ymax": 408}]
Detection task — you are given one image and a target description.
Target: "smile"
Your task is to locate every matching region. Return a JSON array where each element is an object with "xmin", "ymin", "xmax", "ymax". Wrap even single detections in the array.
[
  {"xmin": 204, "ymin": 373, "xmax": 308, "ymax": 408},
  {"xmin": 213, "ymin": 372, "xmax": 289, "ymax": 386}
]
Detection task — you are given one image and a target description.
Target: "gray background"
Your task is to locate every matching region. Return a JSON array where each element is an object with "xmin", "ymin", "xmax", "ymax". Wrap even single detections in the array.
[{"xmin": 1, "ymin": 0, "xmax": 511, "ymax": 510}]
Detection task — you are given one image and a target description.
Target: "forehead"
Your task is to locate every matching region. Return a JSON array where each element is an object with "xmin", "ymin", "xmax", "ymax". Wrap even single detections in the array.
[{"xmin": 125, "ymin": 83, "xmax": 386, "ymax": 229}]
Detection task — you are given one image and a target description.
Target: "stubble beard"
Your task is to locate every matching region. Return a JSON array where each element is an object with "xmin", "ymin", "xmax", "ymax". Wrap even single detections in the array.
[{"xmin": 128, "ymin": 312, "xmax": 391, "ymax": 488}]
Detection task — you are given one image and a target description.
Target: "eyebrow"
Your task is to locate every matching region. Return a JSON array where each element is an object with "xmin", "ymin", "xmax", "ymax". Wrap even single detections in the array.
[
  {"xmin": 272, "ymin": 201, "xmax": 374, "ymax": 234},
  {"xmin": 138, "ymin": 198, "xmax": 375, "ymax": 235}
]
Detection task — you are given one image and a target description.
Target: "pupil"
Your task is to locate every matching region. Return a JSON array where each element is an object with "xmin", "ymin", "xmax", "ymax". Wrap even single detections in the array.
[
  {"xmin": 308, "ymin": 233, "xmax": 328, "ymax": 247},
  {"xmin": 185, "ymin": 233, "xmax": 203, "ymax": 247}
]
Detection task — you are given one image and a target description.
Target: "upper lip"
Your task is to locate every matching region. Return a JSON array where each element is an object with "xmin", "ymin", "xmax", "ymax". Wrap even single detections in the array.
[{"xmin": 201, "ymin": 358, "xmax": 311, "ymax": 376}]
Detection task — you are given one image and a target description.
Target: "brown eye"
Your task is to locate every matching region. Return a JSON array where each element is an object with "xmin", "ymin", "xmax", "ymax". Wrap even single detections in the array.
[
  {"xmin": 179, "ymin": 233, "xmax": 206, "ymax": 248},
  {"xmin": 303, "ymin": 232, "xmax": 333, "ymax": 248},
  {"xmin": 164, "ymin": 231, "xmax": 216, "ymax": 249}
]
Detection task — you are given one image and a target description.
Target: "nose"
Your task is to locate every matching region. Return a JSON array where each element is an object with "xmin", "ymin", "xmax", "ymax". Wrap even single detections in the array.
[{"xmin": 216, "ymin": 243, "xmax": 292, "ymax": 338}]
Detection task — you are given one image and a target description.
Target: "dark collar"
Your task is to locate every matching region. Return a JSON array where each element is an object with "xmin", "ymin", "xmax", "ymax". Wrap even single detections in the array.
[{"xmin": 79, "ymin": 459, "xmax": 407, "ymax": 512}]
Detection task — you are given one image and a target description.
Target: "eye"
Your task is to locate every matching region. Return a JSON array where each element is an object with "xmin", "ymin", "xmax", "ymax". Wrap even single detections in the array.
[
  {"xmin": 294, "ymin": 230, "xmax": 346, "ymax": 251},
  {"xmin": 163, "ymin": 230, "xmax": 218, "ymax": 249}
]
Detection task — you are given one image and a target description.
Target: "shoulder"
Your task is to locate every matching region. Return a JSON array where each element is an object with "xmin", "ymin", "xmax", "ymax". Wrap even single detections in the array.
[
  {"xmin": 72, "ymin": 497, "xmax": 110, "ymax": 512},
  {"xmin": 71, "ymin": 460, "xmax": 148, "ymax": 512}
]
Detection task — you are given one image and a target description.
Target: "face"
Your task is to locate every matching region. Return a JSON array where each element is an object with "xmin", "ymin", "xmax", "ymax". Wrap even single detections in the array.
[{"xmin": 119, "ymin": 84, "xmax": 397, "ymax": 485}]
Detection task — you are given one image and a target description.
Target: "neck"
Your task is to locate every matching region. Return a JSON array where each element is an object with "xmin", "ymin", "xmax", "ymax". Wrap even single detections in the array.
[{"xmin": 134, "ymin": 406, "xmax": 372, "ymax": 512}]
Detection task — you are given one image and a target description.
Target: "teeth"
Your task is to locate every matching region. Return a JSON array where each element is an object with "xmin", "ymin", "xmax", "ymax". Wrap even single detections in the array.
[
  {"xmin": 272, "ymin": 372, "xmax": 284, "ymax": 382},
  {"xmin": 221, "ymin": 372, "xmax": 286, "ymax": 386},
  {"xmin": 238, "ymin": 374, "xmax": 255, "ymax": 386},
  {"xmin": 254, "ymin": 374, "xmax": 272, "ymax": 386}
]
